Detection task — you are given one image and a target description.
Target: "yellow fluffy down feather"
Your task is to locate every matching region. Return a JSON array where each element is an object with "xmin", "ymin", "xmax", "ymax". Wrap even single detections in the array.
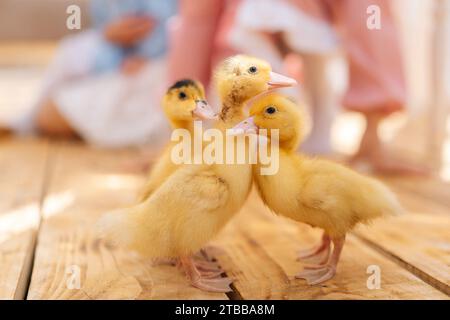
[
  {"xmin": 255, "ymin": 153, "xmax": 403, "ymax": 238},
  {"xmin": 98, "ymin": 163, "xmax": 242, "ymax": 257},
  {"xmin": 138, "ymin": 79, "xmax": 210, "ymax": 201},
  {"xmin": 97, "ymin": 56, "xmax": 292, "ymax": 258},
  {"xmin": 246, "ymin": 93, "xmax": 403, "ymax": 237}
]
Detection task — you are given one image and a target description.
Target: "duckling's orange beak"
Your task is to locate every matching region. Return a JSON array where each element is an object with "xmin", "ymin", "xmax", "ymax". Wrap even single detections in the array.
[
  {"xmin": 268, "ymin": 72, "xmax": 297, "ymax": 89},
  {"xmin": 228, "ymin": 117, "xmax": 258, "ymax": 136},
  {"xmin": 193, "ymin": 100, "xmax": 218, "ymax": 120}
]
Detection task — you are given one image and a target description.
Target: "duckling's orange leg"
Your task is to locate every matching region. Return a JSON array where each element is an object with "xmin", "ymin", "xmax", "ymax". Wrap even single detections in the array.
[
  {"xmin": 155, "ymin": 256, "xmax": 222, "ymax": 278},
  {"xmin": 297, "ymin": 232, "xmax": 331, "ymax": 265},
  {"xmin": 179, "ymin": 256, "xmax": 233, "ymax": 293},
  {"xmin": 295, "ymin": 235, "xmax": 346, "ymax": 285},
  {"xmin": 193, "ymin": 259, "xmax": 223, "ymax": 272},
  {"xmin": 192, "ymin": 258, "xmax": 224, "ymax": 279},
  {"xmin": 191, "ymin": 250, "xmax": 224, "ymax": 278}
]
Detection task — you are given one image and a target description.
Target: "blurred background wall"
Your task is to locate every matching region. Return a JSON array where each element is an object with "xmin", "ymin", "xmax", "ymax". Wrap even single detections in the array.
[{"xmin": 0, "ymin": 0, "xmax": 91, "ymax": 40}]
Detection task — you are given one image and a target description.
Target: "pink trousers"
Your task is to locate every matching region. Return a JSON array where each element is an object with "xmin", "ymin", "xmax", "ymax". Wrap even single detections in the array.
[{"xmin": 168, "ymin": 0, "xmax": 405, "ymax": 114}]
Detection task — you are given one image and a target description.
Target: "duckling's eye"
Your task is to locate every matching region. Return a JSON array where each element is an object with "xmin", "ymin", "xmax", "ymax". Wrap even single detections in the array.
[
  {"xmin": 265, "ymin": 106, "xmax": 277, "ymax": 114},
  {"xmin": 248, "ymin": 66, "xmax": 258, "ymax": 74},
  {"xmin": 178, "ymin": 92, "xmax": 187, "ymax": 100}
]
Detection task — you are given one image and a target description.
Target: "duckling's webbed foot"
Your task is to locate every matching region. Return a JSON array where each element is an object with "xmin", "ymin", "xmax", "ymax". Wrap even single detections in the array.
[
  {"xmin": 193, "ymin": 258, "xmax": 223, "ymax": 272},
  {"xmin": 295, "ymin": 235, "xmax": 345, "ymax": 285},
  {"xmin": 192, "ymin": 248, "xmax": 224, "ymax": 273},
  {"xmin": 198, "ymin": 269, "xmax": 225, "ymax": 279},
  {"xmin": 297, "ymin": 232, "xmax": 331, "ymax": 265},
  {"xmin": 179, "ymin": 256, "xmax": 232, "ymax": 293},
  {"xmin": 296, "ymin": 266, "xmax": 336, "ymax": 285},
  {"xmin": 192, "ymin": 252, "xmax": 226, "ymax": 279},
  {"xmin": 191, "ymin": 276, "xmax": 233, "ymax": 292}
]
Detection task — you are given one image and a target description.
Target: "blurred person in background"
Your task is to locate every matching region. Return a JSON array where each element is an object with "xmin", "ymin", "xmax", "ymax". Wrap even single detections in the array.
[
  {"xmin": 168, "ymin": 0, "xmax": 426, "ymax": 174},
  {"xmin": 12, "ymin": 0, "xmax": 177, "ymax": 148}
]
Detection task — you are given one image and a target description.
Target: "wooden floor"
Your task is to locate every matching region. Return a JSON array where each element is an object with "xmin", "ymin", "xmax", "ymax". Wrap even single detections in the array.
[
  {"xmin": 0, "ymin": 137, "xmax": 449, "ymax": 300},
  {"xmin": 0, "ymin": 41, "xmax": 448, "ymax": 300}
]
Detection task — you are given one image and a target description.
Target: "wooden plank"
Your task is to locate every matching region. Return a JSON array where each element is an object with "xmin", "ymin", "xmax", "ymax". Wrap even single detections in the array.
[
  {"xmin": 354, "ymin": 213, "xmax": 450, "ymax": 295},
  {"xmin": 24, "ymin": 141, "xmax": 450, "ymax": 299},
  {"xmin": 356, "ymin": 175, "xmax": 450, "ymax": 295},
  {"xmin": 383, "ymin": 183, "xmax": 450, "ymax": 216},
  {"xmin": 27, "ymin": 142, "xmax": 227, "ymax": 300},
  {"xmin": 210, "ymin": 191, "xmax": 449, "ymax": 299},
  {"xmin": 382, "ymin": 176, "xmax": 450, "ymax": 207},
  {"xmin": 0, "ymin": 138, "xmax": 48, "ymax": 299}
]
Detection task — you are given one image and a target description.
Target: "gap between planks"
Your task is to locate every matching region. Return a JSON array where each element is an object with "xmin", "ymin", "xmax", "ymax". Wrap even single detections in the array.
[
  {"xmin": 26, "ymin": 142, "xmax": 230, "ymax": 299},
  {"xmin": 13, "ymin": 140, "xmax": 55, "ymax": 299},
  {"xmin": 353, "ymin": 234, "xmax": 449, "ymax": 296},
  {"xmin": 0, "ymin": 138, "xmax": 52, "ymax": 299},
  {"xmin": 211, "ymin": 194, "xmax": 449, "ymax": 299}
]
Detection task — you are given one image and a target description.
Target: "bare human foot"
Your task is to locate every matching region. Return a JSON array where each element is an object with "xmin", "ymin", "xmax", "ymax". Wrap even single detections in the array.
[
  {"xmin": 350, "ymin": 111, "xmax": 429, "ymax": 176},
  {"xmin": 35, "ymin": 99, "xmax": 79, "ymax": 139}
]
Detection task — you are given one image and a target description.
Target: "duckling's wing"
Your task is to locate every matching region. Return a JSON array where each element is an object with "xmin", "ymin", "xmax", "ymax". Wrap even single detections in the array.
[
  {"xmin": 138, "ymin": 147, "xmax": 177, "ymax": 201},
  {"xmin": 151, "ymin": 164, "xmax": 230, "ymax": 214},
  {"xmin": 98, "ymin": 164, "xmax": 230, "ymax": 257},
  {"xmin": 145, "ymin": 165, "xmax": 230, "ymax": 254}
]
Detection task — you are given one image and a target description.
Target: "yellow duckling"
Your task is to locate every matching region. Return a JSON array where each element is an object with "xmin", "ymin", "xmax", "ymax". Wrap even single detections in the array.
[
  {"xmin": 139, "ymin": 79, "xmax": 217, "ymax": 201},
  {"xmin": 231, "ymin": 93, "xmax": 403, "ymax": 285},
  {"xmin": 98, "ymin": 57, "xmax": 296, "ymax": 292},
  {"xmin": 215, "ymin": 55, "xmax": 297, "ymax": 128}
]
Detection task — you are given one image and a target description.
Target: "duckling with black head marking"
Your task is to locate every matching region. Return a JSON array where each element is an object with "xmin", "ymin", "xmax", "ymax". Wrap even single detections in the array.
[
  {"xmin": 98, "ymin": 59, "xmax": 298, "ymax": 293},
  {"xmin": 163, "ymin": 79, "xmax": 217, "ymax": 131},
  {"xmin": 139, "ymin": 79, "xmax": 217, "ymax": 201}
]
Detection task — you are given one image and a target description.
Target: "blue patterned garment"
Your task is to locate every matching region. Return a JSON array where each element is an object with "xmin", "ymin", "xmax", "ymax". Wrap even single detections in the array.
[{"xmin": 90, "ymin": 0, "xmax": 177, "ymax": 72}]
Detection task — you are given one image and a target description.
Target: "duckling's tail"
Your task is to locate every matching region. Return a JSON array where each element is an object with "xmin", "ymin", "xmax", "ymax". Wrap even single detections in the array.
[
  {"xmin": 96, "ymin": 204, "xmax": 163, "ymax": 257},
  {"xmin": 372, "ymin": 180, "xmax": 405, "ymax": 217},
  {"xmin": 96, "ymin": 207, "xmax": 135, "ymax": 248}
]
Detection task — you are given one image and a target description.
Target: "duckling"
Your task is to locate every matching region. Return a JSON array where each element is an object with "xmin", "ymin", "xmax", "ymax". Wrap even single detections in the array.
[
  {"xmin": 230, "ymin": 93, "xmax": 403, "ymax": 285},
  {"xmin": 139, "ymin": 79, "xmax": 217, "ymax": 201},
  {"xmin": 215, "ymin": 55, "xmax": 297, "ymax": 128},
  {"xmin": 98, "ymin": 57, "xmax": 297, "ymax": 292}
]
